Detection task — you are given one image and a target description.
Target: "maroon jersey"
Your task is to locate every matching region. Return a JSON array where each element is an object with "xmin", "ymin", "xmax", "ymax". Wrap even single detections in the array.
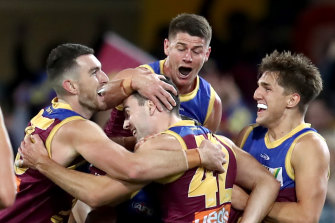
[
  {"xmin": 0, "ymin": 98, "xmax": 85, "ymax": 223},
  {"xmin": 155, "ymin": 120, "xmax": 237, "ymax": 223},
  {"xmin": 93, "ymin": 107, "xmax": 131, "ymax": 176},
  {"xmin": 104, "ymin": 107, "xmax": 132, "ymax": 138}
]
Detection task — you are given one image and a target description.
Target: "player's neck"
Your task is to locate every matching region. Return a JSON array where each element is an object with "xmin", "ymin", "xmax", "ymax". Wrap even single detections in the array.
[
  {"xmin": 167, "ymin": 114, "xmax": 182, "ymax": 128},
  {"xmin": 267, "ymin": 114, "xmax": 304, "ymax": 142},
  {"xmin": 58, "ymin": 96, "xmax": 94, "ymax": 119},
  {"xmin": 156, "ymin": 112, "xmax": 182, "ymax": 132}
]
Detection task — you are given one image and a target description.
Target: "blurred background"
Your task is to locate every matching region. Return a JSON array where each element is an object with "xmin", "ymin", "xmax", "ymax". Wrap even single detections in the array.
[{"xmin": 0, "ymin": 0, "xmax": 334, "ymax": 221}]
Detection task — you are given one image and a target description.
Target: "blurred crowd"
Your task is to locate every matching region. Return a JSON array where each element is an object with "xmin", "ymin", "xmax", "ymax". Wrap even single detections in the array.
[{"xmin": 0, "ymin": 0, "xmax": 334, "ymax": 221}]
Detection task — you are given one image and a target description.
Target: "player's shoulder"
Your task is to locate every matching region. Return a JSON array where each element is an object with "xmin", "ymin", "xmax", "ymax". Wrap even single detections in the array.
[
  {"xmin": 240, "ymin": 123, "xmax": 259, "ymax": 134},
  {"xmin": 295, "ymin": 131, "xmax": 329, "ymax": 155},
  {"xmin": 291, "ymin": 130, "xmax": 330, "ymax": 174},
  {"xmin": 235, "ymin": 124, "xmax": 259, "ymax": 147},
  {"xmin": 214, "ymin": 134, "xmax": 234, "ymax": 148},
  {"xmin": 136, "ymin": 133, "xmax": 181, "ymax": 152},
  {"xmin": 136, "ymin": 65, "xmax": 152, "ymax": 73},
  {"xmin": 57, "ymin": 119, "xmax": 102, "ymax": 137},
  {"xmin": 63, "ymin": 118, "xmax": 95, "ymax": 127}
]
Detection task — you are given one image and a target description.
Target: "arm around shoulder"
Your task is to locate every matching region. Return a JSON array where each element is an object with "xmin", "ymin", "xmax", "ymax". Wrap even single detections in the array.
[
  {"xmin": 71, "ymin": 123, "xmax": 189, "ymax": 182},
  {"xmin": 233, "ymin": 144, "xmax": 280, "ymax": 223},
  {"xmin": 125, "ymin": 134, "xmax": 190, "ymax": 181},
  {"xmin": 131, "ymin": 133, "xmax": 226, "ymax": 181}
]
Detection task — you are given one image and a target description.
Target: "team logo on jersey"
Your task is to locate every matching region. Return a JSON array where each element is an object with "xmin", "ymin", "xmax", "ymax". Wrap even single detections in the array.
[
  {"xmin": 46, "ymin": 107, "xmax": 53, "ymax": 114},
  {"xmin": 264, "ymin": 166, "xmax": 284, "ymax": 187},
  {"xmin": 193, "ymin": 204, "xmax": 230, "ymax": 223},
  {"xmin": 190, "ymin": 127, "xmax": 200, "ymax": 131},
  {"xmin": 131, "ymin": 201, "xmax": 154, "ymax": 217},
  {"xmin": 260, "ymin": 153, "xmax": 270, "ymax": 160}
]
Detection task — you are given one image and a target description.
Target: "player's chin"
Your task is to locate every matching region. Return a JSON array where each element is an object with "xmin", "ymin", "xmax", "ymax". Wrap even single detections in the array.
[
  {"xmin": 255, "ymin": 115, "xmax": 262, "ymax": 122},
  {"xmin": 255, "ymin": 117, "xmax": 266, "ymax": 126},
  {"xmin": 97, "ymin": 101, "xmax": 109, "ymax": 111},
  {"xmin": 176, "ymin": 76, "xmax": 192, "ymax": 86},
  {"xmin": 96, "ymin": 96, "xmax": 108, "ymax": 110}
]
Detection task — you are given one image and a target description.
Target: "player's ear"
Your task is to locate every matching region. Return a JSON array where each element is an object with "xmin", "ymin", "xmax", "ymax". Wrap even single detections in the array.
[
  {"xmin": 204, "ymin": 46, "xmax": 211, "ymax": 62},
  {"xmin": 63, "ymin": 79, "xmax": 78, "ymax": 94},
  {"xmin": 148, "ymin": 100, "xmax": 157, "ymax": 115},
  {"xmin": 163, "ymin": 38, "xmax": 170, "ymax": 56},
  {"xmin": 287, "ymin": 93, "xmax": 300, "ymax": 108}
]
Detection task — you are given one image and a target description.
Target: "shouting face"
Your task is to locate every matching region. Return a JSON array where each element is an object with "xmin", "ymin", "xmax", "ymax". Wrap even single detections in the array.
[{"xmin": 163, "ymin": 32, "xmax": 211, "ymax": 94}]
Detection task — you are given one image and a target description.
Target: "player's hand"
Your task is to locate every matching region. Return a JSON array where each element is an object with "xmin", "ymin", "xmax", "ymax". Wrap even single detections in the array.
[
  {"xmin": 131, "ymin": 71, "xmax": 177, "ymax": 111},
  {"xmin": 15, "ymin": 134, "xmax": 49, "ymax": 169},
  {"xmin": 197, "ymin": 139, "xmax": 226, "ymax": 173},
  {"xmin": 134, "ymin": 133, "xmax": 161, "ymax": 151}
]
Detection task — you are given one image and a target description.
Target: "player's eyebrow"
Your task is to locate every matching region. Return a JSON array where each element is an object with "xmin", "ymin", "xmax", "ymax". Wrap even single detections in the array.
[
  {"xmin": 89, "ymin": 66, "xmax": 100, "ymax": 73},
  {"xmin": 258, "ymin": 80, "xmax": 271, "ymax": 88},
  {"xmin": 176, "ymin": 42, "xmax": 204, "ymax": 49}
]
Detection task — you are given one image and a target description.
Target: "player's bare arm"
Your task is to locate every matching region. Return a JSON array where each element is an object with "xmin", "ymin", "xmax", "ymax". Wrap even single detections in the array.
[
  {"xmin": 221, "ymin": 136, "xmax": 280, "ymax": 223},
  {"xmin": 234, "ymin": 145, "xmax": 279, "ymax": 223},
  {"xmin": 18, "ymin": 133, "xmax": 146, "ymax": 208},
  {"xmin": 135, "ymin": 133, "xmax": 226, "ymax": 172},
  {"xmin": 21, "ymin": 152, "xmax": 142, "ymax": 208},
  {"xmin": 17, "ymin": 127, "xmax": 226, "ymax": 208},
  {"xmin": 0, "ymin": 108, "xmax": 16, "ymax": 209},
  {"xmin": 264, "ymin": 133, "xmax": 329, "ymax": 223},
  {"xmin": 102, "ymin": 67, "xmax": 177, "ymax": 111},
  {"xmin": 67, "ymin": 120, "xmax": 223, "ymax": 181},
  {"xmin": 230, "ymin": 126, "xmax": 253, "ymax": 211},
  {"xmin": 19, "ymin": 119, "xmax": 225, "ymax": 181},
  {"xmin": 203, "ymin": 91, "xmax": 222, "ymax": 132}
]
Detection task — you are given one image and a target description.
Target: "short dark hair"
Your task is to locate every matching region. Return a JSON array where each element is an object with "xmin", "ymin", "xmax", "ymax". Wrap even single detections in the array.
[
  {"xmin": 168, "ymin": 13, "xmax": 212, "ymax": 45},
  {"xmin": 258, "ymin": 50, "xmax": 323, "ymax": 113},
  {"xmin": 132, "ymin": 75, "xmax": 180, "ymax": 115},
  {"xmin": 46, "ymin": 43, "xmax": 94, "ymax": 95}
]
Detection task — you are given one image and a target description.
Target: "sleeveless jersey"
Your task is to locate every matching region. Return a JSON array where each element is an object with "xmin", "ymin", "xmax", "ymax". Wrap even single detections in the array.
[
  {"xmin": 102, "ymin": 60, "xmax": 217, "ymax": 222},
  {"xmin": 0, "ymin": 98, "xmax": 86, "ymax": 223},
  {"xmin": 155, "ymin": 120, "xmax": 237, "ymax": 223},
  {"xmin": 228, "ymin": 123, "xmax": 319, "ymax": 223},
  {"xmin": 104, "ymin": 59, "xmax": 216, "ymax": 138},
  {"xmin": 240, "ymin": 123, "xmax": 317, "ymax": 202},
  {"xmin": 140, "ymin": 60, "xmax": 216, "ymax": 125}
]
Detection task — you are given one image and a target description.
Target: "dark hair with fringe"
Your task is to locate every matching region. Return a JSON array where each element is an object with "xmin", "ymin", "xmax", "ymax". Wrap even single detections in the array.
[
  {"xmin": 168, "ymin": 13, "xmax": 212, "ymax": 45},
  {"xmin": 46, "ymin": 43, "xmax": 94, "ymax": 95},
  {"xmin": 258, "ymin": 50, "xmax": 323, "ymax": 113}
]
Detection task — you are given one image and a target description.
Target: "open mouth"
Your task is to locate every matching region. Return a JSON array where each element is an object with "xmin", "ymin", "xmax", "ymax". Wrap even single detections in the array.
[
  {"xmin": 97, "ymin": 85, "xmax": 107, "ymax": 97},
  {"xmin": 178, "ymin": 67, "xmax": 192, "ymax": 76},
  {"xmin": 257, "ymin": 103, "xmax": 268, "ymax": 112},
  {"xmin": 97, "ymin": 88, "xmax": 105, "ymax": 96}
]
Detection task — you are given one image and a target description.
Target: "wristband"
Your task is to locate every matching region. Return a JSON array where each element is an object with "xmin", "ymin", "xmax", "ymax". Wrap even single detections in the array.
[
  {"xmin": 185, "ymin": 149, "xmax": 202, "ymax": 169},
  {"xmin": 120, "ymin": 78, "xmax": 133, "ymax": 96},
  {"xmin": 195, "ymin": 148, "xmax": 202, "ymax": 165},
  {"xmin": 182, "ymin": 150, "xmax": 189, "ymax": 170}
]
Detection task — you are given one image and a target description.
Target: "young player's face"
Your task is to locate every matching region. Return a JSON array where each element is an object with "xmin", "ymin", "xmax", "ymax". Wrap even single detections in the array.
[
  {"xmin": 123, "ymin": 95, "xmax": 156, "ymax": 141},
  {"xmin": 164, "ymin": 32, "xmax": 211, "ymax": 93},
  {"xmin": 75, "ymin": 54, "xmax": 109, "ymax": 111},
  {"xmin": 253, "ymin": 71, "xmax": 291, "ymax": 128}
]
